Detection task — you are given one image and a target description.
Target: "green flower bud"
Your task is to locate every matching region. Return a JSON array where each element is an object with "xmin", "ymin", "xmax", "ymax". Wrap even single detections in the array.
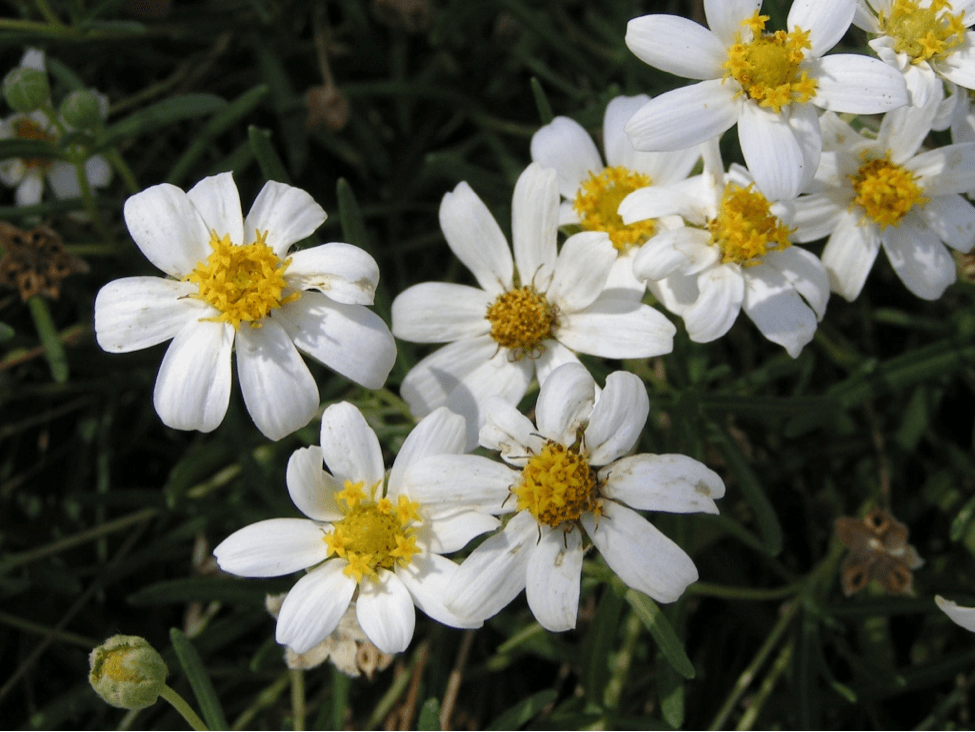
[
  {"xmin": 3, "ymin": 67, "xmax": 49, "ymax": 113},
  {"xmin": 59, "ymin": 90, "xmax": 102, "ymax": 130},
  {"xmin": 89, "ymin": 635, "xmax": 168, "ymax": 710}
]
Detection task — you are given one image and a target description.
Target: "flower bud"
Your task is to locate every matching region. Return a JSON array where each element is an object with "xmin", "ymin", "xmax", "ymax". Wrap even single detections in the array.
[
  {"xmin": 89, "ymin": 634, "xmax": 168, "ymax": 710},
  {"xmin": 3, "ymin": 67, "xmax": 49, "ymax": 113},
  {"xmin": 59, "ymin": 90, "xmax": 102, "ymax": 130}
]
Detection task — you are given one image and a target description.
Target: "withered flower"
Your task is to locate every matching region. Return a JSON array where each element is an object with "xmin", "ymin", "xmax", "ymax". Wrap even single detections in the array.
[
  {"xmin": 836, "ymin": 508, "xmax": 923, "ymax": 596},
  {"xmin": 0, "ymin": 222, "xmax": 88, "ymax": 301}
]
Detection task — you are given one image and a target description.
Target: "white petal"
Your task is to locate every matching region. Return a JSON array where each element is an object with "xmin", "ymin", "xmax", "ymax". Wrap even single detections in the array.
[
  {"xmin": 123, "ymin": 183, "xmax": 212, "ymax": 278},
  {"xmin": 420, "ymin": 510, "xmax": 501, "ymax": 554},
  {"xmin": 404, "ymin": 454, "xmax": 518, "ymax": 513},
  {"xmin": 625, "ymin": 80, "xmax": 741, "ymax": 153},
  {"xmin": 153, "ymin": 320, "xmax": 233, "ymax": 432},
  {"xmin": 440, "ymin": 182, "xmax": 513, "ymax": 296},
  {"xmin": 741, "ymin": 265, "xmax": 818, "ymax": 357},
  {"xmin": 535, "ymin": 362, "xmax": 595, "ymax": 445},
  {"xmin": 445, "ymin": 511, "xmax": 537, "ymax": 622},
  {"xmin": 396, "ymin": 553, "xmax": 483, "ymax": 628},
  {"xmin": 546, "ymin": 231, "xmax": 617, "ymax": 311},
  {"xmin": 285, "ymin": 242, "xmax": 379, "ymax": 305},
  {"xmin": 704, "ymin": 0, "xmax": 761, "ymax": 44},
  {"xmin": 821, "ymin": 211, "xmax": 881, "ymax": 301},
  {"xmin": 534, "ymin": 341, "xmax": 584, "ymax": 393},
  {"xmin": 582, "ymin": 502, "xmax": 698, "ymax": 603},
  {"xmin": 236, "ymin": 320, "xmax": 318, "ymax": 441},
  {"xmin": 882, "ymin": 218, "xmax": 956, "ymax": 299},
  {"xmin": 273, "ymin": 291, "xmax": 396, "ymax": 390},
  {"xmin": 512, "ymin": 163, "xmax": 560, "ymax": 286},
  {"xmin": 600, "ymin": 454, "xmax": 725, "ymax": 514},
  {"xmin": 389, "ymin": 407, "xmax": 468, "ymax": 496},
  {"xmin": 357, "ymin": 570, "xmax": 415, "ymax": 654},
  {"xmin": 243, "ymin": 180, "xmax": 327, "ymax": 258},
  {"xmin": 286, "ymin": 446, "xmax": 344, "ymax": 522},
  {"xmin": 319, "ymin": 401, "xmax": 385, "ymax": 488},
  {"xmin": 526, "ymin": 527, "xmax": 583, "ymax": 632},
  {"xmin": 276, "ymin": 561, "xmax": 356, "ymax": 654},
  {"xmin": 787, "ymin": 102, "xmax": 824, "ymax": 195},
  {"xmin": 879, "ymin": 91, "xmax": 939, "ymax": 160},
  {"xmin": 683, "ymin": 264, "xmax": 745, "ymax": 342},
  {"xmin": 788, "ymin": 0, "xmax": 854, "ymax": 56},
  {"xmin": 47, "ymin": 161, "xmax": 82, "ymax": 200},
  {"xmin": 84, "ymin": 155, "xmax": 112, "ymax": 188},
  {"xmin": 392, "ymin": 283, "xmax": 491, "ymax": 343},
  {"xmin": 603, "ymin": 95, "xmax": 649, "ymax": 169},
  {"xmin": 530, "ymin": 117, "xmax": 602, "ymax": 199},
  {"xmin": 213, "ymin": 518, "xmax": 328, "ymax": 577},
  {"xmin": 585, "ymin": 371, "xmax": 649, "ymax": 466},
  {"xmin": 738, "ymin": 103, "xmax": 805, "ymax": 201},
  {"xmin": 186, "ymin": 172, "xmax": 243, "ymax": 244},
  {"xmin": 94, "ymin": 277, "xmax": 202, "ymax": 353},
  {"xmin": 852, "ymin": 0, "xmax": 880, "ymax": 33},
  {"xmin": 811, "ymin": 55, "xmax": 909, "ymax": 113},
  {"xmin": 764, "ymin": 247, "xmax": 830, "ymax": 320},
  {"xmin": 479, "ymin": 396, "xmax": 546, "ymax": 463},
  {"xmin": 910, "ymin": 143, "xmax": 975, "ymax": 197},
  {"xmin": 936, "ymin": 596, "xmax": 975, "ymax": 632},
  {"xmin": 633, "ymin": 228, "xmax": 702, "ymax": 281},
  {"xmin": 620, "ymin": 178, "xmax": 709, "ymax": 223},
  {"xmin": 557, "ymin": 298, "xmax": 676, "ymax": 358},
  {"xmin": 785, "ymin": 191, "xmax": 849, "ymax": 243},
  {"xmin": 936, "ymin": 33, "xmax": 975, "ymax": 90},
  {"xmin": 16, "ymin": 170, "xmax": 43, "ymax": 206},
  {"xmin": 19, "ymin": 48, "xmax": 45, "ymax": 71},
  {"xmin": 625, "ymin": 15, "xmax": 727, "ymax": 79},
  {"xmin": 920, "ymin": 194, "xmax": 975, "ymax": 252}
]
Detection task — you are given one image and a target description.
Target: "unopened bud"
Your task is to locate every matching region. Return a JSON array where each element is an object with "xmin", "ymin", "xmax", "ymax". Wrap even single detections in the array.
[
  {"xmin": 3, "ymin": 67, "xmax": 49, "ymax": 113},
  {"xmin": 89, "ymin": 635, "xmax": 168, "ymax": 710},
  {"xmin": 59, "ymin": 90, "xmax": 102, "ymax": 129}
]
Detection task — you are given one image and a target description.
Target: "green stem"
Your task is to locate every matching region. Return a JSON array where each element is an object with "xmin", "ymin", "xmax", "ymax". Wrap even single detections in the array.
[
  {"xmin": 104, "ymin": 147, "xmax": 140, "ymax": 194},
  {"xmin": 27, "ymin": 295, "xmax": 68, "ymax": 383},
  {"xmin": 735, "ymin": 639, "xmax": 795, "ymax": 730},
  {"xmin": 71, "ymin": 155, "xmax": 110, "ymax": 239},
  {"xmin": 689, "ymin": 582, "xmax": 800, "ymax": 601},
  {"xmin": 159, "ymin": 685, "xmax": 210, "ymax": 731},
  {"xmin": 33, "ymin": 0, "xmax": 66, "ymax": 26},
  {"xmin": 291, "ymin": 669, "xmax": 305, "ymax": 731}
]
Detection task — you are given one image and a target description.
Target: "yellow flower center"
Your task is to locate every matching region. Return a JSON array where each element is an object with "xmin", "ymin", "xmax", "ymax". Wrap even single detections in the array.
[
  {"xmin": 324, "ymin": 480, "xmax": 421, "ymax": 583},
  {"xmin": 878, "ymin": 0, "xmax": 967, "ymax": 64},
  {"xmin": 513, "ymin": 441, "xmax": 599, "ymax": 528},
  {"xmin": 185, "ymin": 230, "xmax": 299, "ymax": 330},
  {"xmin": 850, "ymin": 155, "xmax": 928, "ymax": 229},
  {"xmin": 573, "ymin": 166, "xmax": 657, "ymax": 253},
  {"xmin": 485, "ymin": 286, "xmax": 557, "ymax": 358},
  {"xmin": 15, "ymin": 117, "xmax": 55, "ymax": 169},
  {"xmin": 724, "ymin": 11, "xmax": 818, "ymax": 113},
  {"xmin": 708, "ymin": 183, "xmax": 792, "ymax": 266}
]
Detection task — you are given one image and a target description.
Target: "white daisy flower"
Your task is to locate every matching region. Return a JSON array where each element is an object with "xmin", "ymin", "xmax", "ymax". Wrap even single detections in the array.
[
  {"xmin": 788, "ymin": 102, "xmax": 975, "ymax": 300},
  {"xmin": 936, "ymin": 595, "xmax": 975, "ymax": 631},
  {"xmin": 624, "ymin": 0, "xmax": 909, "ymax": 200},
  {"xmin": 530, "ymin": 95, "xmax": 703, "ymax": 298},
  {"xmin": 404, "ymin": 362, "xmax": 724, "ymax": 631},
  {"xmin": 214, "ymin": 403, "xmax": 496, "ymax": 654},
  {"xmin": 0, "ymin": 49, "xmax": 111, "ymax": 207},
  {"xmin": 94, "ymin": 172, "xmax": 397, "ymax": 440},
  {"xmin": 853, "ymin": 0, "xmax": 975, "ymax": 109},
  {"xmin": 391, "ymin": 162, "xmax": 676, "ymax": 448},
  {"xmin": 620, "ymin": 144, "xmax": 830, "ymax": 358}
]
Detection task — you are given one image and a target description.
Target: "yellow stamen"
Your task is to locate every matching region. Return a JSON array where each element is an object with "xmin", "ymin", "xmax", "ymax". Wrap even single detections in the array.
[
  {"xmin": 485, "ymin": 286, "xmax": 557, "ymax": 358},
  {"xmin": 878, "ymin": 0, "xmax": 967, "ymax": 64},
  {"xmin": 708, "ymin": 183, "xmax": 792, "ymax": 266},
  {"xmin": 850, "ymin": 154, "xmax": 928, "ymax": 229},
  {"xmin": 723, "ymin": 11, "xmax": 818, "ymax": 113},
  {"xmin": 185, "ymin": 229, "xmax": 299, "ymax": 330},
  {"xmin": 513, "ymin": 441, "xmax": 599, "ymax": 528},
  {"xmin": 14, "ymin": 118, "xmax": 55, "ymax": 169},
  {"xmin": 574, "ymin": 166, "xmax": 657, "ymax": 253}
]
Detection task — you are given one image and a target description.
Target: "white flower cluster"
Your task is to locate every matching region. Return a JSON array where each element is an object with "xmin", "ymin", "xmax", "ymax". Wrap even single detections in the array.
[{"xmin": 80, "ymin": 0, "xmax": 975, "ymax": 660}]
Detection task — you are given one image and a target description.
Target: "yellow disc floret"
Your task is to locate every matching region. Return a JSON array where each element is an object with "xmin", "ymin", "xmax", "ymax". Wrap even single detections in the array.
[
  {"xmin": 324, "ymin": 480, "xmax": 421, "ymax": 583},
  {"xmin": 724, "ymin": 11, "xmax": 818, "ymax": 113},
  {"xmin": 878, "ymin": 0, "xmax": 967, "ymax": 64},
  {"xmin": 850, "ymin": 155, "xmax": 928, "ymax": 229},
  {"xmin": 186, "ymin": 229, "xmax": 299, "ymax": 330},
  {"xmin": 486, "ymin": 286, "xmax": 557, "ymax": 358},
  {"xmin": 15, "ymin": 117, "xmax": 55, "ymax": 169},
  {"xmin": 574, "ymin": 166, "xmax": 657, "ymax": 253},
  {"xmin": 513, "ymin": 441, "xmax": 599, "ymax": 528},
  {"xmin": 708, "ymin": 183, "xmax": 792, "ymax": 266}
]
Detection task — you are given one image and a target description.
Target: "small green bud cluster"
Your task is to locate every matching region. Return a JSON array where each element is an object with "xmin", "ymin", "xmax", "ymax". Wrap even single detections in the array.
[
  {"xmin": 2, "ymin": 66, "xmax": 49, "ymax": 113},
  {"xmin": 89, "ymin": 634, "xmax": 168, "ymax": 710}
]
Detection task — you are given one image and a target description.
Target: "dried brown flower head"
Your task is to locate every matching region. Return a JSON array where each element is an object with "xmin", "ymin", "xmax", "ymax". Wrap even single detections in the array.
[
  {"xmin": 305, "ymin": 84, "xmax": 349, "ymax": 132},
  {"xmin": 372, "ymin": 0, "xmax": 433, "ymax": 33},
  {"xmin": 0, "ymin": 222, "xmax": 88, "ymax": 300},
  {"xmin": 836, "ymin": 508, "xmax": 923, "ymax": 596}
]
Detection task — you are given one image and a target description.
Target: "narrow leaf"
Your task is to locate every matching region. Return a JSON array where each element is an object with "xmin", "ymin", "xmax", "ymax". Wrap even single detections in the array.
[
  {"xmin": 169, "ymin": 627, "xmax": 229, "ymax": 731},
  {"xmin": 418, "ymin": 698, "xmax": 441, "ymax": 731},
  {"xmin": 485, "ymin": 689, "xmax": 557, "ymax": 731},
  {"xmin": 94, "ymin": 94, "xmax": 226, "ymax": 151},
  {"xmin": 625, "ymin": 589, "xmax": 695, "ymax": 680},
  {"xmin": 248, "ymin": 126, "xmax": 291, "ymax": 184}
]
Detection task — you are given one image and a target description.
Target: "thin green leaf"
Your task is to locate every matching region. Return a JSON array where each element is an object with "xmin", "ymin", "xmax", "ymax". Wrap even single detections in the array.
[
  {"xmin": 581, "ymin": 586, "xmax": 623, "ymax": 705},
  {"xmin": 624, "ymin": 590, "xmax": 695, "ymax": 680},
  {"xmin": 418, "ymin": 698, "xmax": 441, "ymax": 731},
  {"xmin": 93, "ymin": 94, "xmax": 226, "ymax": 151},
  {"xmin": 337, "ymin": 177, "xmax": 375, "ymax": 258},
  {"xmin": 657, "ymin": 654, "xmax": 685, "ymax": 728},
  {"xmin": 530, "ymin": 77, "xmax": 553, "ymax": 125},
  {"xmin": 127, "ymin": 577, "xmax": 285, "ymax": 606},
  {"xmin": 485, "ymin": 689, "xmax": 557, "ymax": 731},
  {"xmin": 248, "ymin": 126, "xmax": 291, "ymax": 184},
  {"xmin": 0, "ymin": 138, "xmax": 66, "ymax": 162},
  {"xmin": 169, "ymin": 627, "xmax": 229, "ymax": 731}
]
